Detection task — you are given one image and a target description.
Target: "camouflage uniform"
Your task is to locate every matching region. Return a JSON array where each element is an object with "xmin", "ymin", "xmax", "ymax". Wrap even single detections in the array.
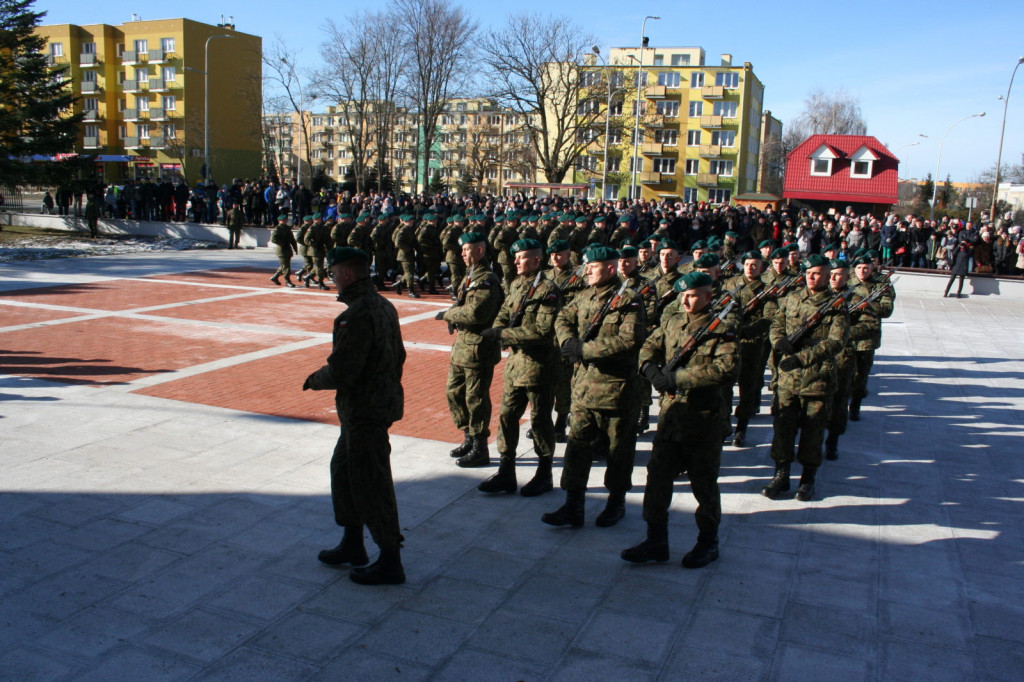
[
  {"xmin": 652, "ymin": 266, "xmax": 683, "ymax": 327},
  {"xmin": 348, "ymin": 216, "xmax": 374, "ymax": 254},
  {"xmin": 850, "ymin": 274, "xmax": 895, "ymax": 410},
  {"xmin": 331, "ymin": 215, "xmax": 354, "ymax": 248},
  {"xmin": 829, "ymin": 280, "xmax": 878, "ymax": 440},
  {"xmin": 440, "ymin": 217, "xmax": 465, "ymax": 290},
  {"xmin": 370, "ymin": 217, "xmax": 396, "ymax": 283},
  {"xmin": 270, "ymin": 221, "xmax": 298, "ymax": 281},
  {"xmin": 548, "ymin": 264, "xmax": 587, "ymax": 425},
  {"xmin": 489, "ymin": 219, "xmax": 518, "ymax": 289},
  {"xmin": 309, "ymin": 220, "xmax": 331, "ymax": 284},
  {"xmin": 393, "ymin": 220, "xmax": 419, "ymax": 294},
  {"xmin": 305, "ymin": 277, "xmax": 405, "ymax": 552},
  {"xmin": 295, "ymin": 218, "xmax": 314, "ymax": 280},
  {"xmin": 416, "ymin": 217, "xmax": 443, "ymax": 293},
  {"xmin": 723, "ymin": 273, "xmax": 778, "ymax": 435}
]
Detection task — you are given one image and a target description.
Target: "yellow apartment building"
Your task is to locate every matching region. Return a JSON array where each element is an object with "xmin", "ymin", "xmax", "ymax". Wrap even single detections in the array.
[{"xmin": 35, "ymin": 17, "xmax": 261, "ymax": 184}]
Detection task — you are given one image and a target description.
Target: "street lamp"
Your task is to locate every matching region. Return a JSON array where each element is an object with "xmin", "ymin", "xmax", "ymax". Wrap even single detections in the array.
[
  {"xmin": 592, "ymin": 46, "xmax": 622, "ymax": 202},
  {"xmin": 202, "ymin": 34, "xmax": 233, "ymax": 186},
  {"xmin": 930, "ymin": 112, "xmax": 985, "ymax": 221},
  {"xmin": 990, "ymin": 56, "xmax": 1024, "ymax": 224},
  {"xmin": 280, "ymin": 57, "xmax": 310, "ymax": 186},
  {"xmin": 630, "ymin": 15, "xmax": 660, "ymax": 202}
]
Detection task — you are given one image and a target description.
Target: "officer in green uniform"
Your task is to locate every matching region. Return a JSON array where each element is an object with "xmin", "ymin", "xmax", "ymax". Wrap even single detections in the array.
[
  {"xmin": 489, "ymin": 214, "xmax": 518, "ymax": 291},
  {"xmin": 624, "ymin": 271, "xmax": 738, "ymax": 568},
  {"xmin": 547, "ymin": 239, "xmax": 586, "ymax": 442},
  {"xmin": 678, "ymin": 240, "xmax": 706, "ymax": 275},
  {"xmin": 348, "ymin": 212, "xmax": 374, "ymax": 255},
  {"xmin": 304, "ymin": 247, "xmax": 406, "ymax": 585},
  {"xmin": 440, "ymin": 215, "xmax": 465, "ymax": 295},
  {"xmin": 416, "ymin": 212, "xmax": 443, "ymax": 294},
  {"xmin": 477, "ymin": 238, "xmax": 562, "ymax": 496},
  {"xmin": 369, "ymin": 215, "xmax": 396, "ymax": 290},
  {"xmin": 438, "ymin": 232, "xmax": 505, "ymax": 467},
  {"xmin": 392, "ymin": 214, "xmax": 421, "ymax": 298},
  {"xmin": 763, "ymin": 254, "xmax": 850, "ymax": 501},
  {"xmin": 331, "ymin": 212, "xmax": 355, "ymax": 248},
  {"xmin": 307, "ymin": 213, "xmax": 331, "ymax": 289},
  {"xmin": 568, "ymin": 216, "xmax": 590, "ymax": 266},
  {"xmin": 849, "ymin": 256, "xmax": 894, "ymax": 420},
  {"xmin": 543, "ymin": 245, "xmax": 646, "ymax": 528},
  {"xmin": 619, "ymin": 245, "xmax": 657, "ymax": 435},
  {"xmin": 652, "ymin": 239, "xmax": 684, "ymax": 326},
  {"xmin": 545, "ymin": 213, "xmax": 573, "ymax": 252},
  {"xmin": 608, "ymin": 214, "xmax": 632, "ymax": 247},
  {"xmin": 270, "ymin": 213, "xmax": 298, "ymax": 287},
  {"xmin": 295, "ymin": 215, "xmax": 315, "ymax": 283}
]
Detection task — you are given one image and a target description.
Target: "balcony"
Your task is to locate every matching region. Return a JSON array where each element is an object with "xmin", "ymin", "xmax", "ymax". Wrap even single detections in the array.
[
  {"xmin": 124, "ymin": 136, "xmax": 141, "ymax": 149},
  {"xmin": 79, "ymin": 53, "xmax": 98, "ymax": 67},
  {"xmin": 82, "ymin": 109, "xmax": 100, "ymax": 122},
  {"xmin": 641, "ymin": 142, "xmax": 664, "ymax": 155},
  {"xmin": 701, "ymin": 86, "xmax": 724, "ymax": 99},
  {"xmin": 123, "ymin": 108, "xmax": 140, "ymax": 121},
  {"xmin": 644, "ymin": 114, "xmax": 665, "ymax": 128},
  {"xmin": 149, "ymin": 78, "xmax": 167, "ymax": 92},
  {"xmin": 149, "ymin": 107, "xmax": 166, "ymax": 121},
  {"xmin": 123, "ymin": 79, "xmax": 140, "ymax": 92},
  {"xmin": 696, "ymin": 173, "xmax": 719, "ymax": 187},
  {"xmin": 645, "ymin": 85, "xmax": 667, "ymax": 99},
  {"xmin": 148, "ymin": 49, "xmax": 166, "ymax": 63},
  {"xmin": 639, "ymin": 171, "xmax": 663, "ymax": 184},
  {"xmin": 83, "ymin": 136, "xmax": 101, "ymax": 149},
  {"xmin": 80, "ymin": 81, "xmax": 100, "ymax": 94},
  {"xmin": 121, "ymin": 50, "xmax": 138, "ymax": 64},
  {"xmin": 699, "ymin": 144, "xmax": 722, "ymax": 158},
  {"xmin": 149, "ymin": 136, "xmax": 166, "ymax": 149},
  {"xmin": 700, "ymin": 115, "xmax": 723, "ymax": 129}
]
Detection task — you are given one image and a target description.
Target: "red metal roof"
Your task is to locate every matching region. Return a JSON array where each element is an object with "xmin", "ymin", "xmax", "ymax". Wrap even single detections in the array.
[{"xmin": 783, "ymin": 134, "xmax": 899, "ymax": 205}]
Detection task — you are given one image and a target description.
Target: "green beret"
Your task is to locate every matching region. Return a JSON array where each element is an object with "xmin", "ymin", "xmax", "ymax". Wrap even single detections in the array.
[
  {"xmin": 560, "ymin": 214, "xmax": 575, "ymax": 223},
  {"xmin": 446, "ymin": 216, "xmax": 455, "ymax": 224},
  {"xmin": 770, "ymin": 248, "xmax": 788, "ymax": 260},
  {"xmin": 400, "ymin": 213, "xmax": 414, "ymax": 221},
  {"xmin": 510, "ymin": 238, "xmax": 543, "ymax": 254},
  {"xmin": 741, "ymin": 250, "xmax": 763, "ymax": 261},
  {"xmin": 695, "ymin": 253, "xmax": 720, "ymax": 268},
  {"xmin": 659, "ymin": 219, "xmax": 670, "ymax": 226},
  {"xmin": 422, "ymin": 213, "xmax": 435, "ymax": 221},
  {"xmin": 802, "ymin": 253, "xmax": 831, "ymax": 269},
  {"xmin": 327, "ymin": 247, "xmax": 369, "ymax": 268},
  {"xmin": 691, "ymin": 240, "xmax": 707, "ymax": 251},
  {"xmin": 471, "ymin": 214, "xmax": 486, "ymax": 222},
  {"xmin": 658, "ymin": 238, "xmax": 680, "ymax": 252},
  {"xmin": 707, "ymin": 237, "xmax": 722, "ymax": 249},
  {"xmin": 528, "ymin": 214, "xmax": 540, "ymax": 222},
  {"xmin": 619, "ymin": 238, "xmax": 638, "ymax": 248},
  {"xmin": 759, "ymin": 239, "xmax": 776, "ymax": 250},
  {"xmin": 338, "ymin": 211, "xmax": 353, "ymax": 219},
  {"xmin": 853, "ymin": 255, "xmax": 873, "ymax": 266},
  {"xmin": 618, "ymin": 214, "xmax": 631, "ymax": 224},
  {"xmin": 583, "ymin": 245, "xmax": 619, "ymax": 263},
  {"xmin": 725, "ymin": 231, "xmax": 738, "ymax": 239},
  {"xmin": 312, "ymin": 212, "xmax": 322, "ymax": 220},
  {"xmin": 493, "ymin": 214, "xmax": 506, "ymax": 223},
  {"xmin": 302, "ymin": 215, "xmax": 313, "ymax": 222},
  {"xmin": 575, "ymin": 216, "xmax": 588, "ymax": 224},
  {"xmin": 853, "ymin": 248, "xmax": 868, "ymax": 259},
  {"xmin": 786, "ymin": 243, "xmax": 800, "ymax": 253},
  {"xmin": 505, "ymin": 212, "xmax": 521, "ymax": 221},
  {"xmin": 830, "ymin": 258, "xmax": 848, "ymax": 269},
  {"xmin": 459, "ymin": 232, "xmax": 486, "ymax": 246},
  {"xmin": 358, "ymin": 212, "xmax": 372, "ymax": 222},
  {"xmin": 822, "ymin": 242, "xmax": 838, "ymax": 253},
  {"xmin": 619, "ymin": 246, "xmax": 639, "ymax": 258},
  {"xmin": 454, "ymin": 214, "xmax": 468, "ymax": 223},
  {"xmin": 866, "ymin": 249, "xmax": 879, "ymax": 259},
  {"xmin": 547, "ymin": 239, "xmax": 571, "ymax": 254},
  {"xmin": 593, "ymin": 215, "xmax": 606, "ymax": 224},
  {"xmin": 674, "ymin": 271, "xmax": 714, "ymax": 292},
  {"xmin": 277, "ymin": 214, "xmax": 288, "ymax": 222}
]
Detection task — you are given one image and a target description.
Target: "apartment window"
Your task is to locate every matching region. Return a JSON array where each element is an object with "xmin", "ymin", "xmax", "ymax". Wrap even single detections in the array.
[
  {"xmin": 311, "ymin": 149, "xmax": 322, "ymax": 160},
  {"xmin": 653, "ymin": 54, "xmax": 664, "ymax": 66},
  {"xmin": 118, "ymin": 98, "xmax": 126, "ymax": 111},
  {"xmin": 610, "ymin": 71, "xmax": 625, "ymax": 88},
  {"xmin": 488, "ymin": 115, "xmax": 501, "ymax": 125},
  {"xmin": 162, "ymin": 123, "xmax": 176, "ymax": 138},
  {"xmin": 671, "ymin": 54, "xmax": 690, "ymax": 66},
  {"xmin": 81, "ymin": 42, "xmax": 96, "ymax": 55},
  {"xmin": 456, "ymin": 102, "xmax": 466, "ymax": 111},
  {"xmin": 577, "ymin": 128, "xmax": 599, "ymax": 144},
  {"xmin": 85, "ymin": 124, "xmax": 99, "ymax": 137},
  {"xmin": 708, "ymin": 188, "xmax": 731, "ymax": 204},
  {"xmin": 633, "ymin": 72, "xmax": 648, "ymax": 87},
  {"xmin": 852, "ymin": 160, "xmax": 871, "ymax": 177},
  {"xmin": 82, "ymin": 70, "xmax": 97, "ymax": 83},
  {"xmin": 709, "ymin": 160, "xmax": 734, "ymax": 176},
  {"xmin": 459, "ymin": 114, "xmax": 467, "ymax": 125},
  {"xmin": 161, "ymin": 37, "xmax": 175, "ymax": 52},
  {"xmin": 653, "ymin": 158, "xmax": 676, "ymax": 174},
  {"xmin": 711, "ymin": 130, "xmax": 735, "ymax": 147},
  {"xmin": 134, "ymin": 39, "xmax": 148, "ymax": 53},
  {"xmin": 715, "ymin": 72, "xmax": 739, "ymax": 88},
  {"xmin": 655, "ymin": 100, "xmax": 679, "ymax": 117},
  {"xmin": 326, "ymin": 150, "xmax": 334, "ymax": 160},
  {"xmin": 136, "ymin": 96, "xmax": 149, "ymax": 111},
  {"xmin": 50, "ymin": 42, "xmax": 63, "ymax": 58},
  {"xmin": 686, "ymin": 130, "xmax": 701, "ymax": 146},
  {"xmin": 83, "ymin": 97, "xmax": 98, "ymax": 111},
  {"xmin": 441, "ymin": 115, "xmax": 454, "ymax": 125},
  {"xmin": 581, "ymin": 71, "xmax": 602, "ymax": 87},
  {"xmin": 118, "ymin": 125, "xmax": 127, "ymax": 139},
  {"xmin": 684, "ymin": 187, "xmax": 698, "ymax": 202},
  {"xmin": 609, "ymin": 100, "xmax": 623, "ymax": 116},
  {"xmin": 162, "ymin": 67, "xmax": 176, "ymax": 81},
  {"xmin": 713, "ymin": 101, "xmax": 738, "ymax": 118},
  {"xmin": 136, "ymin": 68, "xmax": 148, "ymax": 82},
  {"xmin": 654, "ymin": 129, "xmax": 678, "ymax": 145},
  {"xmin": 607, "ymin": 157, "xmax": 621, "ymax": 172},
  {"xmin": 162, "ymin": 96, "xmax": 176, "ymax": 110},
  {"xmin": 485, "ymin": 168, "xmax": 498, "ymax": 180},
  {"xmin": 632, "ymin": 101, "xmax": 647, "ymax": 116},
  {"xmin": 137, "ymin": 123, "xmax": 150, "ymax": 139},
  {"xmin": 578, "ymin": 99, "xmax": 600, "ymax": 115},
  {"xmin": 311, "ymin": 116, "xmax": 323, "ymax": 126},
  {"xmin": 608, "ymin": 129, "xmax": 623, "ymax": 144},
  {"xmin": 684, "ymin": 159, "xmax": 700, "ymax": 174},
  {"xmin": 688, "ymin": 101, "xmax": 703, "ymax": 117},
  {"xmin": 690, "ymin": 72, "xmax": 704, "ymax": 88},
  {"xmin": 657, "ymin": 72, "xmax": 680, "ymax": 88},
  {"xmin": 459, "ymin": 132, "xmax": 467, "ymax": 143},
  {"xmin": 577, "ymin": 156, "xmax": 599, "ymax": 171},
  {"xmin": 116, "ymin": 43, "xmax": 125, "ymax": 57},
  {"xmin": 629, "ymin": 157, "xmax": 643, "ymax": 173},
  {"xmin": 812, "ymin": 158, "xmax": 831, "ymax": 175}
]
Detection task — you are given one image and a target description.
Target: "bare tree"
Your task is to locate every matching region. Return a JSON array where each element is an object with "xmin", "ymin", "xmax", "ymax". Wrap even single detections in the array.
[
  {"xmin": 263, "ymin": 37, "xmax": 316, "ymax": 184},
  {"xmin": 783, "ymin": 87, "xmax": 867, "ymax": 152},
  {"xmin": 477, "ymin": 13, "xmax": 603, "ymax": 184},
  {"xmin": 392, "ymin": 0, "xmax": 477, "ymax": 193}
]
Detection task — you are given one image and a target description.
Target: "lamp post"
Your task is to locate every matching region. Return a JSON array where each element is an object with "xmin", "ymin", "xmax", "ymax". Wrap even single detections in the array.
[
  {"xmin": 592, "ymin": 46, "xmax": 622, "ymax": 202},
  {"xmin": 280, "ymin": 57, "xmax": 307, "ymax": 186},
  {"xmin": 990, "ymin": 56, "xmax": 1024, "ymax": 225},
  {"xmin": 929, "ymin": 112, "xmax": 985, "ymax": 221},
  {"xmin": 630, "ymin": 15, "xmax": 660, "ymax": 203},
  {"xmin": 202, "ymin": 34, "xmax": 233, "ymax": 185}
]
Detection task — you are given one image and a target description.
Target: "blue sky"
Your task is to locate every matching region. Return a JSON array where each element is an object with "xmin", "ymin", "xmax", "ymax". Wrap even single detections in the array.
[{"xmin": 39, "ymin": 0, "xmax": 1024, "ymax": 183}]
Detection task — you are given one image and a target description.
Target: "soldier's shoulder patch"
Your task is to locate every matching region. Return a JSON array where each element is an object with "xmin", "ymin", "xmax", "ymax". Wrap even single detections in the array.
[{"xmin": 722, "ymin": 331, "xmax": 736, "ymax": 341}]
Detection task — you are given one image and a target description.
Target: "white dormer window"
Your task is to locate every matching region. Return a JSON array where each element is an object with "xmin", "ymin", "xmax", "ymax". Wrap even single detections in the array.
[
  {"xmin": 849, "ymin": 145, "xmax": 878, "ymax": 179},
  {"xmin": 809, "ymin": 144, "xmax": 838, "ymax": 176}
]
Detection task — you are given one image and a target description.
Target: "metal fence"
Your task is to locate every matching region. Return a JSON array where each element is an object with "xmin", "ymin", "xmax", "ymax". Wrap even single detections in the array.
[{"xmin": 0, "ymin": 186, "xmax": 25, "ymax": 213}]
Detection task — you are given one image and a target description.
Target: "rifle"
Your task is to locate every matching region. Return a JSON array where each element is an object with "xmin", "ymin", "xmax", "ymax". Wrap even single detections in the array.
[
  {"xmin": 744, "ymin": 279, "xmax": 786, "ymax": 315},
  {"xmin": 849, "ymin": 277, "xmax": 898, "ymax": 315},
  {"xmin": 774, "ymin": 273, "xmax": 805, "ymax": 297},
  {"xmin": 710, "ymin": 285, "xmax": 742, "ymax": 314},
  {"xmin": 659, "ymin": 299, "xmax": 737, "ymax": 395},
  {"xmin": 446, "ymin": 264, "xmax": 475, "ymax": 335},
  {"xmin": 561, "ymin": 264, "xmax": 585, "ymax": 291},
  {"xmin": 581, "ymin": 280, "xmax": 629, "ymax": 342},
  {"xmin": 510, "ymin": 269, "xmax": 544, "ymax": 328},
  {"xmin": 720, "ymin": 259, "xmax": 738, "ymax": 277},
  {"xmin": 784, "ymin": 289, "xmax": 853, "ymax": 347}
]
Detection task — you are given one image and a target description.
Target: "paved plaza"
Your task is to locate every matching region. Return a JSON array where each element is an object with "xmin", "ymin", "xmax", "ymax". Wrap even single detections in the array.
[{"xmin": 1, "ymin": 248, "xmax": 1022, "ymax": 681}]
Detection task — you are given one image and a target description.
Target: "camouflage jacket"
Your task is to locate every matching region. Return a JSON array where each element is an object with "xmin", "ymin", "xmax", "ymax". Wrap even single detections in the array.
[
  {"xmin": 309, "ymin": 222, "xmax": 332, "ymax": 253},
  {"xmin": 489, "ymin": 224, "xmax": 518, "ymax": 264},
  {"xmin": 305, "ymin": 278, "xmax": 405, "ymax": 424},
  {"xmin": 653, "ymin": 266, "xmax": 683, "ymax": 325},
  {"xmin": 549, "ymin": 265, "xmax": 587, "ymax": 305},
  {"xmin": 440, "ymin": 224, "xmax": 463, "ymax": 260},
  {"xmin": 493, "ymin": 271, "xmax": 562, "ymax": 387},
  {"xmin": 331, "ymin": 220, "xmax": 353, "ymax": 248},
  {"xmin": 393, "ymin": 223, "xmax": 417, "ymax": 262},
  {"xmin": 370, "ymin": 220, "xmax": 395, "ymax": 256},
  {"xmin": 348, "ymin": 222, "xmax": 373, "ymax": 252},
  {"xmin": 271, "ymin": 224, "xmax": 297, "ymax": 256},
  {"xmin": 622, "ymin": 271, "xmax": 658, "ymax": 325},
  {"xmin": 722, "ymin": 273, "xmax": 778, "ymax": 344},
  {"xmin": 555, "ymin": 277, "xmax": 646, "ymax": 410},
  {"xmin": 846, "ymin": 280, "xmax": 884, "ymax": 352},
  {"xmin": 416, "ymin": 222, "xmax": 442, "ymax": 259},
  {"xmin": 296, "ymin": 221, "xmax": 312, "ymax": 256},
  {"xmin": 444, "ymin": 262, "xmax": 505, "ymax": 368},
  {"xmin": 639, "ymin": 304, "xmax": 738, "ymax": 438},
  {"xmin": 770, "ymin": 288, "xmax": 850, "ymax": 397},
  {"xmin": 864, "ymin": 272, "xmax": 896, "ymax": 318}
]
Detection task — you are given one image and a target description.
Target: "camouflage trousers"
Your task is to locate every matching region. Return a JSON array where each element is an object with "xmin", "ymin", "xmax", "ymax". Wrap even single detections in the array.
[
  {"xmin": 850, "ymin": 349, "xmax": 875, "ymax": 401},
  {"xmin": 828, "ymin": 353, "xmax": 856, "ymax": 436},
  {"xmin": 735, "ymin": 340, "xmax": 768, "ymax": 425},
  {"xmin": 298, "ymin": 254, "xmax": 314, "ymax": 279},
  {"xmin": 446, "ymin": 361, "xmax": 495, "ymax": 439},
  {"xmin": 397, "ymin": 261, "xmax": 417, "ymax": 290},
  {"xmin": 553, "ymin": 359, "xmax": 572, "ymax": 416},
  {"xmin": 446, "ymin": 259, "xmax": 465, "ymax": 291},
  {"xmin": 331, "ymin": 419, "xmax": 402, "ymax": 550},
  {"xmin": 560, "ymin": 405, "xmax": 639, "ymax": 495},
  {"xmin": 497, "ymin": 384, "xmax": 555, "ymax": 461},
  {"xmin": 770, "ymin": 389, "xmax": 829, "ymax": 468},
  {"xmin": 273, "ymin": 251, "xmax": 293, "ymax": 278},
  {"xmin": 643, "ymin": 425, "xmax": 723, "ymax": 534},
  {"xmin": 311, "ymin": 248, "xmax": 327, "ymax": 281}
]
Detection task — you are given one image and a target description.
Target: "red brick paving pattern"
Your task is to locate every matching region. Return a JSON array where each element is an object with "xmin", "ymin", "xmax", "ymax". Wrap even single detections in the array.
[
  {"xmin": 0, "ymin": 279, "xmax": 236, "ymax": 311},
  {"xmin": 0, "ymin": 307, "xmax": 83, "ymax": 327}
]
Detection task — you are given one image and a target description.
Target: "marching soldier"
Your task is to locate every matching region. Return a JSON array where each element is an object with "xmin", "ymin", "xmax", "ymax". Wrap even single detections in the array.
[
  {"xmin": 295, "ymin": 215, "xmax": 314, "ymax": 283},
  {"xmin": 440, "ymin": 215, "xmax": 465, "ymax": 295},
  {"xmin": 652, "ymin": 239, "xmax": 684, "ymax": 327},
  {"xmin": 370, "ymin": 215, "xmax": 396, "ymax": 290},
  {"xmin": 849, "ymin": 255, "xmax": 895, "ymax": 420},
  {"xmin": 618, "ymin": 245, "xmax": 657, "ymax": 435},
  {"xmin": 393, "ymin": 214, "xmax": 421, "ymax": 298},
  {"xmin": 270, "ymin": 213, "xmax": 298, "ymax": 287},
  {"xmin": 489, "ymin": 214, "xmax": 518, "ymax": 290},
  {"xmin": 331, "ymin": 211, "xmax": 355, "ymax": 248},
  {"xmin": 307, "ymin": 214, "xmax": 331, "ymax": 290},
  {"xmin": 416, "ymin": 212, "xmax": 443, "ymax": 295},
  {"xmin": 547, "ymin": 240, "xmax": 587, "ymax": 442}
]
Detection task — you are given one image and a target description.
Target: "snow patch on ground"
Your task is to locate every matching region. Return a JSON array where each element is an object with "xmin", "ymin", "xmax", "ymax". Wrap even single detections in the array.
[{"xmin": 0, "ymin": 235, "xmax": 221, "ymax": 262}]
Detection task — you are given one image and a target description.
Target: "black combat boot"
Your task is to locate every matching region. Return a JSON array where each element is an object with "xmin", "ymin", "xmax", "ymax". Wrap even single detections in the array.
[
  {"xmin": 520, "ymin": 457, "xmax": 554, "ymax": 497},
  {"xmin": 270, "ymin": 275, "xmax": 281, "ymax": 285},
  {"xmin": 428, "ymin": 283, "xmax": 439, "ymax": 295},
  {"xmin": 449, "ymin": 432, "xmax": 472, "ymax": 458},
  {"xmin": 478, "ymin": 455, "xmax": 517, "ymax": 493},
  {"xmin": 350, "ymin": 545, "xmax": 405, "ymax": 585},
  {"xmin": 318, "ymin": 282, "xmax": 328, "ymax": 290},
  {"xmin": 554, "ymin": 412, "xmax": 567, "ymax": 443},
  {"xmin": 456, "ymin": 436, "xmax": 490, "ymax": 468},
  {"xmin": 304, "ymin": 273, "xmax": 313, "ymax": 288},
  {"xmin": 621, "ymin": 521, "xmax": 669, "ymax": 563},
  {"xmin": 595, "ymin": 491, "xmax": 626, "ymax": 527},
  {"xmin": 372, "ymin": 274, "xmax": 385, "ymax": 291},
  {"xmin": 541, "ymin": 490, "xmax": 585, "ymax": 527},
  {"xmin": 393, "ymin": 280, "xmax": 404, "ymax": 295},
  {"xmin": 825, "ymin": 432, "xmax": 839, "ymax": 460},
  {"xmin": 285, "ymin": 275, "xmax": 297, "ymax": 288},
  {"xmin": 409, "ymin": 287, "xmax": 421, "ymax": 299},
  {"xmin": 732, "ymin": 419, "xmax": 748, "ymax": 448},
  {"xmin": 795, "ymin": 466, "xmax": 817, "ymax": 502},
  {"xmin": 681, "ymin": 532, "xmax": 719, "ymax": 569},
  {"xmin": 317, "ymin": 525, "xmax": 369, "ymax": 567},
  {"xmin": 636, "ymin": 406, "xmax": 650, "ymax": 436},
  {"xmin": 849, "ymin": 398, "xmax": 861, "ymax": 421},
  {"xmin": 761, "ymin": 462, "xmax": 791, "ymax": 499}
]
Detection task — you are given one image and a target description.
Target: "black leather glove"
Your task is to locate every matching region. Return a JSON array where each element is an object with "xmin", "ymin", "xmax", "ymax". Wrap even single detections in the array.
[
  {"xmin": 650, "ymin": 367, "xmax": 675, "ymax": 393},
  {"xmin": 302, "ymin": 375, "xmax": 312, "ymax": 391},
  {"xmin": 434, "ymin": 310, "xmax": 447, "ymax": 321},
  {"xmin": 778, "ymin": 355, "xmax": 802, "ymax": 372},
  {"xmin": 774, "ymin": 338, "xmax": 794, "ymax": 355},
  {"xmin": 480, "ymin": 327, "xmax": 504, "ymax": 342},
  {"xmin": 560, "ymin": 338, "xmax": 583, "ymax": 363},
  {"xmin": 641, "ymin": 362, "xmax": 662, "ymax": 383}
]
